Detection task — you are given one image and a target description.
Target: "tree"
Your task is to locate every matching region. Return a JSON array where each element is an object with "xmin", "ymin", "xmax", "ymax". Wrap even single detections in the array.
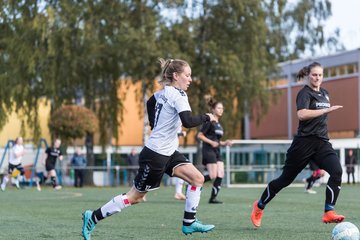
[
  {"xmin": 0, "ymin": 0, "xmax": 343, "ymax": 157},
  {"xmin": 49, "ymin": 104, "xmax": 98, "ymax": 185}
]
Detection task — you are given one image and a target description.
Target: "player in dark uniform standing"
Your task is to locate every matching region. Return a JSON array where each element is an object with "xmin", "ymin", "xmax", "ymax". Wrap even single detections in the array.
[
  {"xmin": 197, "ymin": 97, "xmax": 232, "ymax": 203},
  {"xmin": 82, "ymin": 58, "xmax": 216, "ymax": 240},
  {"xmin": 42, "ymin": 138, "xmax": 63, "ymax": 190},
  {"xmin": 251, "ymin": 62, "xmax": 345, "ymax": 227}
]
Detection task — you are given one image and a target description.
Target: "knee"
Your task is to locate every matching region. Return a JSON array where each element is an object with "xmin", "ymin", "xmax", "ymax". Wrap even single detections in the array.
[
  {"xmin": 329, "ymin": 167, "xmax": 342, "ymax": 182},
  {"xmin": 128, "ymin": 194, "xmax": 146, "ymax": 205},
  {"xmin": 208, "ymin": 172, "xmax": 217, "ymax": 180},
  {"xmin": 189, "ymin": 173, "xmax": 204, "ymax": 187}
]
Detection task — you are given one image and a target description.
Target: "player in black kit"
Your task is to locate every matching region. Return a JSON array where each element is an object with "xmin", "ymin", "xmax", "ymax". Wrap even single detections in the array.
[
  {"xmin": 42, "ymin": 138, "xmax": 63, "ymax": 190},
  {"xmin": 198, "ymin": 97, "xmax": 232, "ymax": 204},
  {"xmin": 251, "ymin": 62, "xmax": 345, "ymax": 227}
]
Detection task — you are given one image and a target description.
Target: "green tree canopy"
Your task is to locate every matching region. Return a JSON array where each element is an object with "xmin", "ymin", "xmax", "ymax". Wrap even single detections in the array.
[{"xmin": 0, "ymin": 0, "xmax": 342, "ymax": 146}]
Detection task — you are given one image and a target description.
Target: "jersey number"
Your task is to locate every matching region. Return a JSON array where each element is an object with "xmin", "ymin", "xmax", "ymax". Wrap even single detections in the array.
[{"xmin": 154, "ymin": 103, "xmax": 163, "ymax": 128}]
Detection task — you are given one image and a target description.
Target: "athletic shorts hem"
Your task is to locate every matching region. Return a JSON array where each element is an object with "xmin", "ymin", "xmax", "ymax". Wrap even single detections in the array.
[{"xmin": 171, "ymin": 162, "xmax": 192, "ymax": 176}]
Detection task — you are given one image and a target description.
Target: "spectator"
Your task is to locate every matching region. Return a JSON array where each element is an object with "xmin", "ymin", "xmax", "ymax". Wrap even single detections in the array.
[
  {"xmin": 126, "ymin": 148, "xmax": 139, "ymax": 186},
  {"xmin": 345, "ymin": 149, "xmax": 357, "ymax": 184},
  {"xmin": 71, "ymin": 147, "xmax": 87, "ymax": 188}
]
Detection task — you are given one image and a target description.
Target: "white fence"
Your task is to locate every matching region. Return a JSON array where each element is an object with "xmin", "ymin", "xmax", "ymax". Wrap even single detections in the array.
[
  {"xmin": 1, "ymin": 138, "xmax": 359, "ymax": 187},
  {"xmin": 224, "ymin": 139, "xmax": 360, "ymax": 187}
]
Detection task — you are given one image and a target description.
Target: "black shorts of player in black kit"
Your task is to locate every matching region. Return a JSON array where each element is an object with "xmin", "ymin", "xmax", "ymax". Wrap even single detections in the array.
[
  {"xmin": 8, "ymin": 163, "xmax": 25, "ymax": 175},
  {"xmin": 134, "ymin": 147, "xmax": 191, "ymax": 192},
  {"xmin": 202, "ymin": 147, "xmax": 222, "ymax": 165},
  {"xmin": 46, "ymin": 163, "xmax": 56, "ymax": 172}
]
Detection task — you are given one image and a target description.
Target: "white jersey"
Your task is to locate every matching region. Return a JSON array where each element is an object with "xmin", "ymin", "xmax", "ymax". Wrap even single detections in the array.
[
  {"xmin": 146, "ymin": 86, "xmax": 191, "ymax": 156},
  {"xmin": 9, "ymin": 144, "xmax": 24, "ymax": 165}
]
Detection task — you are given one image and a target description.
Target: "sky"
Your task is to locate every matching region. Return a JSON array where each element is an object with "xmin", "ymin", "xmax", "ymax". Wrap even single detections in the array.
[{"xmin": 324, "ymin": 0, "xmax": 360, "ymax": 51}]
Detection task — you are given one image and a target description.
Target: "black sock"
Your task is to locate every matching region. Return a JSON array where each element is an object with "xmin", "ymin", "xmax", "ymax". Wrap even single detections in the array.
[
  {"xmin": 92, "ymin": 208, "xmax": 103, "ymax": 223},
  {"xmin": 183, "ymin": 211, "xmax": 196, "ymax": 226},
  {"xmin": 210, "ymin": 177, "xmax": 222, "ymax": 200},
  {"xmin": 306, "ymin": 176, "xmax": 316, "ymax": 189},
  {"xmin": 51, "ymin": 176, "xmax": 57, "ymax": 188},
  {"xmin": 42, "ymin": 176, "xmax": 47, "ymax": 184},
  {"xmin": 204, "ymin": 174, "xmax": 211, "ymax": 182}
]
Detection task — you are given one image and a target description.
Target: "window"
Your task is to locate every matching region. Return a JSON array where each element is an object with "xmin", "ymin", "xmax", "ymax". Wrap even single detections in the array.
[
  {"xmin": 339, "ymin": 65, "xmax": 346, "ymax": 75},
  {"xmin": 329, "ymin": 67, "xmax": 337, "ymax": 77}
]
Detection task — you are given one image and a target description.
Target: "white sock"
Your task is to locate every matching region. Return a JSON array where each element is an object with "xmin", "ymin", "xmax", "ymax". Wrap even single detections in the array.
[
  {"xmin": 2, "ymin": 176, "xmax": 9, "ymax": 186},
  {"xmin": 18, "ymin": 175, "xmax": 24, "ymax": 182},
  {"xmin": 185, "ymin": 186, "xmax": 201, "ymax": 213},
  {"xmin": 100, "ymin": 194, "xmax": 131, "ymax": 218},
  {"xmin": 175, "ymin": 178, "xmax": 185, "ymax": 194}
]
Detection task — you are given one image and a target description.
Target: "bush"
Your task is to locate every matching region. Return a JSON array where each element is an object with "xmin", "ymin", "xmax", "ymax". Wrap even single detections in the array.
[{"xmin": 49, "ymin": 105, "xmax": 98, "ymax": 141}]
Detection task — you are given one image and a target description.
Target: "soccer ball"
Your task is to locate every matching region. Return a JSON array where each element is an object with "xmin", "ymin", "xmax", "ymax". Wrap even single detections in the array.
[{"xmin": 332, "ymin": 222, "xmax": 360, "ymax": 240}]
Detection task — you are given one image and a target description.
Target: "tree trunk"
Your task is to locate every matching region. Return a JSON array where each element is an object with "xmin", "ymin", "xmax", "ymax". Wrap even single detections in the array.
[{"xmin": 84, "ymin": 133, "xmax": 94, "ymax": 185}]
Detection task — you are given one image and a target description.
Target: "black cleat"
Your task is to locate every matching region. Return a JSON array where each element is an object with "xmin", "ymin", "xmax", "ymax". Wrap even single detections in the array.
[{"xmin": 209, "ymin": 199, "xmax": 223, "ymax": 204}]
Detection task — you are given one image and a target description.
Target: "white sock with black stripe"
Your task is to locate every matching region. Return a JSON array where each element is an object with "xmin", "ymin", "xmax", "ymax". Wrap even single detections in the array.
[
  {"xmin": 183, "ymin": 186, "xmax": 201, "ymax": 226},
  {"xmin": 93, "ymin": 194, "xmax": 131, "ymax": 223}
]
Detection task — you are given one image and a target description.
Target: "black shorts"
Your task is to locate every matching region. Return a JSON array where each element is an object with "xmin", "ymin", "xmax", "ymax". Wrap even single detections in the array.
[
  {"xmin": 202, "ymin": 148, "xmax": 222, "ymax": 165},
  {"xmin": 134, "ymin": 147, "xmax": 191, "ymax": 192},
  {"xmin": 8, "ymin": 163, "xmax": 25, "ymax": 175},
  {"xmin": 45, "ymin": 162, "xmax": 56, "ymax": 171}
]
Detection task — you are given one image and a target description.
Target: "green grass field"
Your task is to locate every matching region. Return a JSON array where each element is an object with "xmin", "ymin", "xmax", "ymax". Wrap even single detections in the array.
[{"xmin": 0, "ymin": 183, "xmax": 359, "ymax": 240}]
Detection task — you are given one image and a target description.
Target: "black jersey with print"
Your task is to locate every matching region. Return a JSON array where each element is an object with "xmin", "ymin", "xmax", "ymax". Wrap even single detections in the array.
[
  {"xmin": 45, "ymin": 147, "xmax": 63, "ymax": 166},
  {"xmin": 296, "ymin": 85, "xmax": 330, "ymax": 140},
  {"xmin": 200, "ymin": 121, "xmax": 224, "ymax": 150}
]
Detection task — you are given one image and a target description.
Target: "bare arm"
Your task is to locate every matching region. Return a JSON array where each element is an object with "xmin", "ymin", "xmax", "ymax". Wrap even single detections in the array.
[
  {"xmin": 297, "ymin": 105, "xmax": 343, "ymax": 121},
  {"xmin": 42, "ymin": 153, "xmax": 48, "ymax": 165},
  {"xmin": 220, "ymin": 140, "xmax": 233, "ymax": 146}
]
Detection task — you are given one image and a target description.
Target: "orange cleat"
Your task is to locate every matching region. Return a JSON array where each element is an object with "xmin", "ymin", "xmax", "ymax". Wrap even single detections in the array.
[
  {"xmin": 251, "ymin": 200, "xmax": 264, "ymax": 228},
  {"xmin": 322, "ymin": 210, "xmax": 345, "ymax": 224}
]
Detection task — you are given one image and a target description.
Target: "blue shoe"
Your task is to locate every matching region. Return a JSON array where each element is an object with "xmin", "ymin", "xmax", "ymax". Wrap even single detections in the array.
[
  {"xmin": 182, "ymin": 219, "xmax": 215, "ymax": 235},
  {"xmin": 82, "ymin": 210, "xmax": 96, "ymax": 240}
]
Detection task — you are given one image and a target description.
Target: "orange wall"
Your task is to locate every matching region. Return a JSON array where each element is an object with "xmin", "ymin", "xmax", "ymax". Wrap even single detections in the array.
[
  {"xmin": 0, "ymin": 98, "xmax": 51, "ymax": 145},
  {"xmin": 250, "ymin": 89, "xmax": 289, "ymax": 139},
  {"xmin": 0, "ymin": 80, "xmax": 198, "ymax": 146},
  {"xmin": 113, "ymin": 81, "xmax": 144, "ymax": 145}
]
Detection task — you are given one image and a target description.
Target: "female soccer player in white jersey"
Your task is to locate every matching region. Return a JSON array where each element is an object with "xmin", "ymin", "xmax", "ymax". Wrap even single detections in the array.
[
  {"xmin": 1, "ymin": 137, "xmax": 25, "ymax": 191},
  {"xmin": 82, "ymin": 58, "xmax": 216, "ymax": 239}
]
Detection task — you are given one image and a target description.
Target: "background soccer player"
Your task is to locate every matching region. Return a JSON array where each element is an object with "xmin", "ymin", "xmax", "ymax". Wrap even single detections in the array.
[
  {"xmin": 1, "ymin": 137, "xmax": 25, "ymax": 191},
  {"xmin": 251, "ymin": 62, "xmax": 345, "ymax": 227},
  {"xmin": 42, "ymin": 138, "xmax": 63, "ymax": 190},
  {"xmin": 197, "ymin": 97, "xmax": 232, "ymax": 204}
]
